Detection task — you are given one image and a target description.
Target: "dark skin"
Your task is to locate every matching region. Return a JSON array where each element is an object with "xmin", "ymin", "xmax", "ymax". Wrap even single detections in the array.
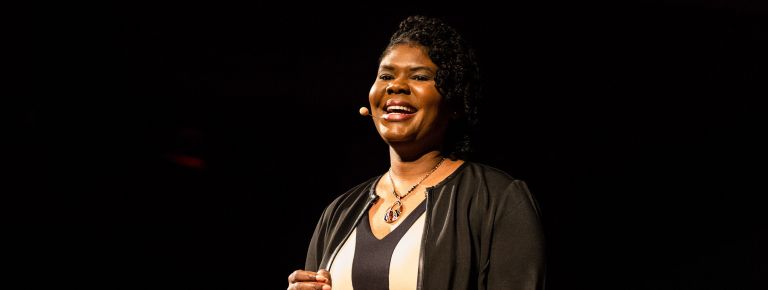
[
  {"xmin": 367, "ymin": 44, "xmax": 464, "ymax": 239},
  {"xmin": 286, "ymin": 269, "xmax": 331, "ymax": 290},
  {"xmin": 288, "ymin": 43, "xmax": 464, "ymax": 289}
]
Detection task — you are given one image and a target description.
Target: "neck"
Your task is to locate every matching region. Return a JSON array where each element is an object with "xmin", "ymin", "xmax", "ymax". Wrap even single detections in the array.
[{"xmin": 388, "ymin": 147, "xmax": 444, "ymax": 182}]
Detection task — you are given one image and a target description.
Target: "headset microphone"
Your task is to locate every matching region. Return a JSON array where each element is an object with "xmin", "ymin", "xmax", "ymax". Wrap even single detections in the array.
[{"xmin": 359, "ymin": 107, "xmax": 380, "ymax": 119}]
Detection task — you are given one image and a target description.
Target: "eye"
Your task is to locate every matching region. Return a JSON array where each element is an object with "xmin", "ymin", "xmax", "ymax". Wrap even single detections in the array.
[
  {"xmin": 412, "ymin": 75, "xmax": 432, "ymax": 81},
  {"xmin": 378, "ymin": 74, "xmax": 394, "ymax": 80}
]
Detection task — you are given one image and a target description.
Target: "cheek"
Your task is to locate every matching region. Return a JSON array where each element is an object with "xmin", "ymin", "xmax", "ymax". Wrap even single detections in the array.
[
  {"xmin": 414, "ymin": 86, "xmax": 444, "ymax": 109},
  {"xmin": 368, "ymin": 82, "xmax": 384, "ymax": 104}
]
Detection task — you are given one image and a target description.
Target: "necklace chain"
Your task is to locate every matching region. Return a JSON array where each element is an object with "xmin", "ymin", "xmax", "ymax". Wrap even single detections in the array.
[{"xmin": 388, "ymin": 157, "xmax": 446, "ymax": 200}]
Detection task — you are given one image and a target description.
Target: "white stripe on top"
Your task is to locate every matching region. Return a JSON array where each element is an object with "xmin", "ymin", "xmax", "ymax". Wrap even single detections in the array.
[{"xmin": 328, "ymin": 212, "xmax": 426, "ymax": 290}]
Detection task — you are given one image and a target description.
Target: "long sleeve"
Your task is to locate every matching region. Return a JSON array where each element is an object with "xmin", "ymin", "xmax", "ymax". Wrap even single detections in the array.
[
  {"xmin": 486, "ymin": 180, "xmax": 546, "ymax": 289},
  {"xmin": 305, "ymin": 205, "xmax": 332, "ymax": 271}
]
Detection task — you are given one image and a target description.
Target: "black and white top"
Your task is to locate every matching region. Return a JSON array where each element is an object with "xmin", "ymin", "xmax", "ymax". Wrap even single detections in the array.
[
  {"xmin": 306, "ymin": 162, "xmax": 545, "ymax": 290},
  {"xmin": 329, "ymin": 201, "xmax": 427, "ymax": 290}
]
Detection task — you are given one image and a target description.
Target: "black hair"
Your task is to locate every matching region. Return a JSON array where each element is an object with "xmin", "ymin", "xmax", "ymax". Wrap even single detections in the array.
[{"xmin": 383, "ymin": 15, "xmax": 481, "ymax": 160}]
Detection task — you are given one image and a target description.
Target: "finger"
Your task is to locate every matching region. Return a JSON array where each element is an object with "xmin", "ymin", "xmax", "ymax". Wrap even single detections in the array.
[
  {"xmin": 289, "ymin": 270, "xmax": 312, "ymax": 283},
  {"xmin": 288, "ymin": 270, "xmax": 327, "ymax": 283},
  {"xmin": 288, "ymin": 282, "xmax": 331, "ymax": 290},
  {"xmin": 304, "ymin": 271, "xmax": 328, "ymax": 283},
  {"xmin": 317, "ymin": 269, "xmax": 332, "ymax": 285},
  {"xmin": 288, "ymin": 270, "xmax": 301, "ymax": 284}
]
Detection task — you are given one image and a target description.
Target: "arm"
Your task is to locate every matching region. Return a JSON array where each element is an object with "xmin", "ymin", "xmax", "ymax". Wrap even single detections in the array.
[
  {"xmin": 304, "ymin": 208, "xmax": 328, "ymax": 271},
  {"xmin": 288, "ymin": 206, "xmax": 334, "ymax": 290},
  {"xmin": 487, "ymin": 180, "xmax": 546, "ymax": 289}
]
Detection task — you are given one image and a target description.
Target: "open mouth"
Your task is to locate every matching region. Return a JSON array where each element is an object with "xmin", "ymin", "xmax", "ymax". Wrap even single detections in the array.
[
  {"xmin": 382, "ymin": 102, "xmax": 418, "ymax": 121},
  {"xmin": 385, "ymin": 105, "xmax": 417, "ymax": 114}
]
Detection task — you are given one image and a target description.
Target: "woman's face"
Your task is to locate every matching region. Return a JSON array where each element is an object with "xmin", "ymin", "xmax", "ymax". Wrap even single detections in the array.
[{"xmin": 369, "ymin": 44, "xmax": 450, "ymax": 150}]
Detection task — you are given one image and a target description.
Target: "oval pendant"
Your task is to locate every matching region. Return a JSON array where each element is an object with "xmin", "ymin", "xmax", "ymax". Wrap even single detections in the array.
[{"xmin": 383, "ymin": 200, "xmax": 402, "ymax": 223}]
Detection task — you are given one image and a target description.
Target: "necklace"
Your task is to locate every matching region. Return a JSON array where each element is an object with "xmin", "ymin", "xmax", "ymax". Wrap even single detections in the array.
[{"xmin": 383, "ymin": 157, "xmax": 446, "ymax": 223}]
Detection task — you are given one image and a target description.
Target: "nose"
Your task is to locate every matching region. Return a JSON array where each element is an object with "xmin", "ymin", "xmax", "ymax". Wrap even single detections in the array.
[{"xmin": 386, "ymin": 78, "xmax": 410, "ymax": 95}]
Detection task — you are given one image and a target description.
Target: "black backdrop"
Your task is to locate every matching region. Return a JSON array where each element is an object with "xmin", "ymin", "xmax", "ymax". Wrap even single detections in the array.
[{"xmin": 9, "ymin": 1, "xmax": 766, "ymax": 289}]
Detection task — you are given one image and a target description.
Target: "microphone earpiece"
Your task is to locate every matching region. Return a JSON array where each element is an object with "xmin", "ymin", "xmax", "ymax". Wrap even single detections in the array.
[{"xmin": 359, "ymin": 107, "xmax": 379, "ymax": 119}]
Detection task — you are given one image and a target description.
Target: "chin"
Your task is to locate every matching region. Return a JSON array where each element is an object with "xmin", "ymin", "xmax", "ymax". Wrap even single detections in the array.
[{"xmin": 381, "ymin": 133, "xmax": 414, "ymax": 144}]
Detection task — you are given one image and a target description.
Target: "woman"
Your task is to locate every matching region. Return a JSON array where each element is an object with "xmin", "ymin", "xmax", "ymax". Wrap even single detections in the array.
[{"xmin": 288, "ymin": 16, "xmax": 545, "ymax": 290}]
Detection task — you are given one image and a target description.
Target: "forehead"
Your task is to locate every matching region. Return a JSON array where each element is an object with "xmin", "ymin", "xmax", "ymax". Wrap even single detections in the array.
[{"xmin": 379, "ymin": 44, "xmax": 437, "ymax": 69}]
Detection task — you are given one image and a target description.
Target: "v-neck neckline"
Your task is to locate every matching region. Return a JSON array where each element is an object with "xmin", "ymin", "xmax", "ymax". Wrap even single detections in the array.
[{"xmin": 363, "ymin": 199, "xmax": 427, "ymax": 241}]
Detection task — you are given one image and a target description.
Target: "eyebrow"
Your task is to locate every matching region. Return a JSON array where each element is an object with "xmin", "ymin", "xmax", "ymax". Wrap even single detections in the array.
[{"xmin": 379, "ymin": 65, "xmax": 435, "ymax": 73}]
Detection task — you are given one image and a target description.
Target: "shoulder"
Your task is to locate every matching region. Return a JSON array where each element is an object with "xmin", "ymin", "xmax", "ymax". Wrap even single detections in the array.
[
  {"xmin": 458, "ymin": 161, "xmax": 525, "ymax": 188},
  {"xmin": 455, "ymin": 161, "xmax": 536, "ymax": 209}
]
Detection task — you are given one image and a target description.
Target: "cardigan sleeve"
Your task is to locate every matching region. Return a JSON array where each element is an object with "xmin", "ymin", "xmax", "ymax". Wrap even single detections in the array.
[
  {"xmin": 303, "ymin": 177, "xmax": 377, "ymax": 272},
  {"xmin": 486, "ymin": 180, "xmax": 546, "ymax": 289},
  {"xmin": 304, "ymin": 202, "xmax": 334, "ymax": 271}
]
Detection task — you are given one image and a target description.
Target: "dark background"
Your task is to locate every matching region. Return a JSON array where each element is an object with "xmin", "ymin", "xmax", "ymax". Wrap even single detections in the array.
[{"xmin": 8, "ymin": 1, "xmax": 766, "ymax": 289}]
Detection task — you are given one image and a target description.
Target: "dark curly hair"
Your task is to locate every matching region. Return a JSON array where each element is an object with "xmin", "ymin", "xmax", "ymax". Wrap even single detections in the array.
[{"xmin": 382, "ymin": 15, "xmax": 481, "ymax": 160}]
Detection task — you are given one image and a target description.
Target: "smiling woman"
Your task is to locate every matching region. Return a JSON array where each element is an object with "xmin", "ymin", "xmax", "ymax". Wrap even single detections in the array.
[
  {"xmin": 371, "ymin": 44, "xmax": 448, "ymax": 157},
  {"xmin": 288, "ymin": 16, "xmax": 545, "ymax": 290}
]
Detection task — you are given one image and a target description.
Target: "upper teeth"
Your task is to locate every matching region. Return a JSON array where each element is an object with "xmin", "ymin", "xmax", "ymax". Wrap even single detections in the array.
[{"xmin": 387, "ymin": 105, "xmax": 415, "ymax": 113}]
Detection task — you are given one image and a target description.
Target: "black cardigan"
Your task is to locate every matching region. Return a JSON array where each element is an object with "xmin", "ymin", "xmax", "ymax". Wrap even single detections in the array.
[{"xmin": 305, "ymin": 162, "xmax": 546, "ymax": 290}]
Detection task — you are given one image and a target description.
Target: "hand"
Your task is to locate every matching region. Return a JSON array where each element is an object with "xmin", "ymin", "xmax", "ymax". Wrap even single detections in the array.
[{"xmin": 287, "ymin": 269, "xmax": 332, "ymax": 290}]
